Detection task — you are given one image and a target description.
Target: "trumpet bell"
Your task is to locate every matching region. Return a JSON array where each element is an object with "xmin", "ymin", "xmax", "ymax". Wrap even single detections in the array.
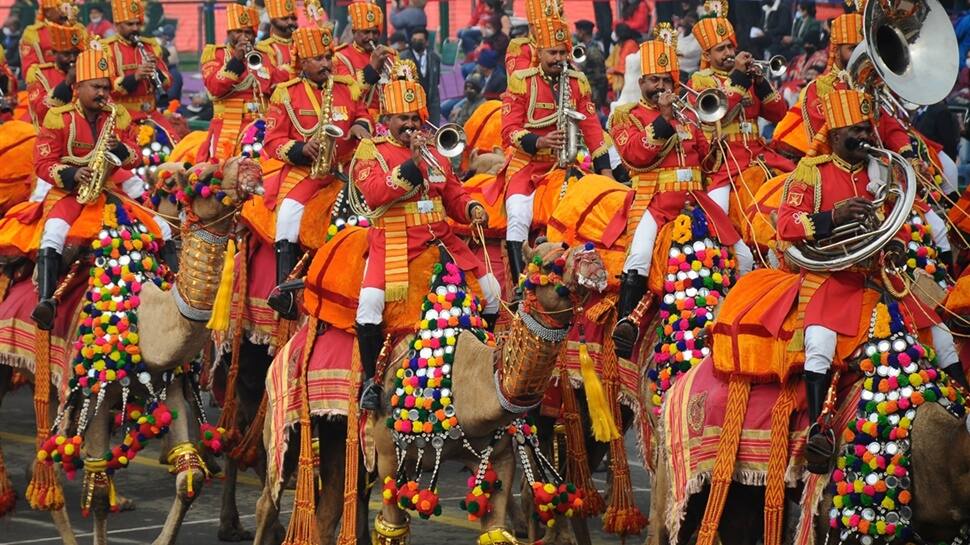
[
  {"xmin": 435, "ymin": 123, "xmax": 467, "ymax": 158},
  {"xmin": 323, "ymin": 124, "xmax": 345, "ymax": 139},
  {"xmin": 859, "ymin": 0, "xmax": 957, "ymax": 105},
  {"xmin": 696, "ymin": 89, "xmax": 728, "ymax": 124},
  {"xmin": 572, "ymin": 44, "xmax": 587, "ymax": 64},
  {"xmin": 246, "ymin": 50, "xmax": 263, "ymax": 71},
  {"xmin": 767, "ymin": 55, "xmax": 787, "ymax": 78}
]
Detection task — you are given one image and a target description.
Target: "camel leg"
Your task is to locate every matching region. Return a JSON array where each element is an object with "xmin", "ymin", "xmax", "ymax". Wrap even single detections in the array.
[
  {"xmin": 80, "ymin": 399, "xmax": 115, "ymax": 545},
  {"xmin": 647, "ymin": 442, "xmax": 671, "ymax": 545},
  {"xmin": 152, "ymin": 378, "xmax": 207, "ymax": 545},
  {"xmin": 253, "ymin": 419, "xmax": 298, "ymax": 545},
  {"xmin": 476, "ymin": 451, "xmax": 517, "ymax": 540},
  {"xmin": 314, "ymin": 419, "xmax": 346, "ymax": 545},
  {"xmin": 374, "ymin": 427, "xmax": 410, "ymax": 540},
  {"xmin": 218, "ymin": 459, "xmax": 254, "ymax": 541}
]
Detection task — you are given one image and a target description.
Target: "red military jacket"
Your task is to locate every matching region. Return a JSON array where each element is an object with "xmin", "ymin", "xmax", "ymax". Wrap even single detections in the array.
[
  {"xmin": 103, "ymin": 35, "xmax": 174, "ymax": 121},
  {"xmin": 688, "ymin": 67, "xmax": 793, "ymax": 188},
  {"xmin": 198, "ymin": 44, "xmax": 275, "ymax": 161},
  {"xmin": 25, "ymin": 63, "xmax": 70, "ymax": 127},
  {"xmin": 351, "ymin": 135, "xmax": 484, "ymax": 293},
  {"xmin": 776, "ymin": 154, "xmax": 938, "ymax": 334},
  {"xmin": 34, "ymin": 102, "xmax": 140, "ymax": 191},
  {"xmin": 19, "ymin": 21, "xmax": 88, "ymax": 77},
  {"xmin": 505, "ymin": 37, "xmax": 535, "ymax": 74},
  {"xmin": 256, "ymin": 34, "xmax": 296, "ymax": 85},
  {"xmin": 333, "ymin": 42, "xmax": 397, "ymax": 112},
  {"xmin": 262, "ymin": 75, "xmax": 373, "ymax": 207},
  {"xmin": 609, "ymin": 100, "xmax": 737, "ymax": 242}
]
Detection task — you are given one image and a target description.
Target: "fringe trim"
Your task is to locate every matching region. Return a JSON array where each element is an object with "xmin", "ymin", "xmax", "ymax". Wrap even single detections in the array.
[
  {"xmin": 665, "ymin": 469, "xmax": 771, "ymax": 545},
  {"xmin": 550, "ymin": 372, "xmax": 642, "ymax": 410}
]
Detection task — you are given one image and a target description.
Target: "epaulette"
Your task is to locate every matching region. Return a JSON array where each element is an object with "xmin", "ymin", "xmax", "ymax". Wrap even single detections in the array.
[
  {"xmin": 354, "ymin": 138, "xmax": 379, "ymax": 162},
  {"xmin": 332, "ymin": 74, "xmax": 361, "ymax": 101},
  {"xmin": 607, "ymin": 102, "xmax": 638, "ymax": 131},
  {"xmin": 507, "ymin": 67, "xmax": 538, "ymax": 94},
  {"xmin": 114, "ymin": 105, "xmax": 132, "ymax": 130},
  {"xmin": 255, "ymin": 40, "xmax": 275, "ymax": 54},
  {"xmin": 25, "ymin": 63, "xmax": 53, "ymax": 85},
  {"xmin": 566, "ymin": 69, "xmax": 591, "ymax": 96},
  {"xmin": 201, "ymin": 44, "xmax": 221, "ymax": 65},
  {"xmin": 335, "ymin": 43, "xmax": 350, "ymax": 52},
  {"xmin": 507, "ymin": 36, "xmax": 529, "ymax": 58},
  {"xmin": 43, "ymin": 104, "xmax": 74, "ymax": 130},
  {"xmin": 21, "ymin": 24, "xmax": 40, "ymax": 45},
  {"xmin": 270, "ymin": 78, "xmax": 300, "ymax": 105},
  {"xmin": 102, "ymin": 34, "xmax": 121, "ymax": 46},
  {"xmin": 691, "ymin": 69, "xmax": 717, "ymax": 89},
  {"xmin": 139, "ymin": 36, "xmax": 162, "ymax": 54},
  {"xmin": 789, "ymin": 153, "xmax": 831, "ymax": 187},
  {"xmin": 814, "ymin": 71, "xmax": 838, "ymax": 98}
]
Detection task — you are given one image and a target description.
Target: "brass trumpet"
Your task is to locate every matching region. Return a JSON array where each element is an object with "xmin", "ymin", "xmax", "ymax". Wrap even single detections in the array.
[
  {"xmin": 750, "ymin": 55, "xmax": 787, "ymax": 78},
  {"xmin": 244, "ymin": 44, "xmax": 262, "ymax": 72},
  {"xmin": 405, "ymin": 123, "xmax": 467, "ymax": 174},
  {"xmin": 674, "ymin": 82, "xmax": 728, "ymax": 125},
  {"xmin": 571, "ymin": 44, "xmax": 587, "ymax": 64}
]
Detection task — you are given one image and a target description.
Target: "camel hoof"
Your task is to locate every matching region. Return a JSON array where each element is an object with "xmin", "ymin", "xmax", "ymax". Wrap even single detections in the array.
[
  {"xmin": 217, "ymin": 525, "xmax": 254, "ymax": 542},
  {"xmin": 116, "ymin": 495, "xmax": 136, "ymax": 512}
]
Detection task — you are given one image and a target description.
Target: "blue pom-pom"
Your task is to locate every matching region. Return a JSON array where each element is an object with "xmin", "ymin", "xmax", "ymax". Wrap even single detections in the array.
[{"xmin": 584, "ymin": 242, "xmax": 594, "ymax": 251}]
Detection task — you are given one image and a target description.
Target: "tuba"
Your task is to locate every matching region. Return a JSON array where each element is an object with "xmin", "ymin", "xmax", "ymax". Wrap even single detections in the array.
[
  {"xmin": 308, "ymin": 77, "xmax": 345, "ymax": 179},
  {"xmin": 784, "ymin": 141, "xmax": 917, "ymax": 272},
  {"xmin": 556, "ymin": 61, "xmax": 587, "ymax": 168},
  {"xmin": 77, "ymin": 105, "xmax": 123, "ymax": 204},
  {"xmin": 846, "ymin": 0, "xmax": 958, "ymax": 105}
]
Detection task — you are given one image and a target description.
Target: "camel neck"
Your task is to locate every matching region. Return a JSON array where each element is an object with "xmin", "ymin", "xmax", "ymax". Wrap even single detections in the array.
[
  {"xmin": 497, "ymin": 309, "xmax": 570, "ymax": 410},
  {"xmin": 173, "ymin": 226, "xmax": 229, "ymax": 319}
]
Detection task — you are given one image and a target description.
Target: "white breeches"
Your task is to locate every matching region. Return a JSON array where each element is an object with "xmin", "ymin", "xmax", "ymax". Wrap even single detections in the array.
[
  {"xmin": 356, "ymin": 261, "xmax": 501, "ymax": 325},
  {"xmin": 505, "ymin": 192, "xmax": 535, "ymax": 243},
  {"xmin": 924, "ymin": 209, "xmax": 951, "ymax": 253},
  {"xmin": 624, "ymin": 210, "xmax": 658, "ymax": 275},
  {"xmin": 938, "ymin": 150, "xmax": 959, "ymax": 196},
  {"xmin": 275, "ymin": 198, "xmax": 305, "ymax": 243},
  {"xmin": 804, "ymin": 322, "xmax": 959, "ymax": 374},
  {"xmin": 40, "ymin": 218, "xmax": 70, "ymax": 252}
]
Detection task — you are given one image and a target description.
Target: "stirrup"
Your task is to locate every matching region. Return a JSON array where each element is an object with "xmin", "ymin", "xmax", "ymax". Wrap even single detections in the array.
[
  {"xmin": 31, "ymin": 299, "xmax": 56, "ymax": 331},
  {"xmin": 805, "ymin": 423, "xmax": 836, "ymax": 475},
  {"xmin": 267, "ymin": 290, "xmax": 297, "ymax": 320},
  {"xmin": 359, "ymin": 378, "xmax": 383, "ymax": 411},
  {"xmin": 612, "ymin": 317, "xmax": 639, "ymax": 359}
]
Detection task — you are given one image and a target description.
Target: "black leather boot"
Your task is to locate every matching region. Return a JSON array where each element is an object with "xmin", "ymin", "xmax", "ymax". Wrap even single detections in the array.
[
  {"xmin": 356, "ymin": 322, "xmax": 385, "ymax": 411},
  {"xmin": 941, "ymin": 362, "xmax": 969, "ymax": 391},
  {"xmin": 505, "ymin": 240, "xmax": 526, "ymax": 295},
  {"xmin": 31, "ymin": 248, "xmax": 60, "ymax": 331},
  {"xmin": 804, "ymin": 370, "xmax": 835, "ymax": 474},
  {"xmin": 612, "ymin": 271, "xmax": 647, "ymax": 359},
  {"xmin": 160, "ymin": 239, "xmax": 179, "ymax": 274},
  {"xmin": 267, "ymin": 240, "xmax": 300, "ymax": 320}
]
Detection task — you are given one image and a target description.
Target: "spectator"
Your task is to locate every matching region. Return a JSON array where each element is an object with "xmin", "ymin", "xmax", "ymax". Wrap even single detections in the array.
[
  {"xmin": 676, "ymin": 14, "xmax": 701, "ymax": 76},
  {"xmin": 458, "ymin": 0, "xmax": 505, "ymax": 55},
  {"xmin": 779, "ymin": 1, "xmax": 822, "ymax": 60},
  {"xmin": 750, "ymin": 0, "xmax": 792, "ymax": 59},
  {"xmin": 400, "ymin": 27, "xmax": 442, "ymax": 123},
  {"xmin": 482, "ymin": 16, "xmax": 509, "ymax": 61},
  {"xmin": 87, "ymin": 6, "xmax": 115, "ymax": 39},
  {"xmin": 157, "ymin": 42, "xmax": 183, "ymax": 110},
  {"xmin": 477, "ymin": 49, "xmax": 507, "ymax": 100},
  {"xmin": 389, "ymin": 31, "xmax": 409, "ymax": 53},
  {"xmin": 575, "ymin": 20, "xmax": 608, "ymax": 110},
  {"xmin": 449, "ymin": 74, "xmax": 487, "ymax": 127},
  {"xmin": 913, "ymin": 102, "xmax": 961, "ymax": 161},
  {"xmin": 154, "ymin": 24, "xmax": 179, "ymax": 67},
  {"xmin": 390, "ymin": 0, "xmax": 427, "ymax": 39},
  {"xmin": 619, "ymin": 0, "xmax": 651, "ymax": 37},
  {"xmin": 606, "ymin": 23, "xmax": 639, "ymax": 100},
  {"xmin": 592, "ymin": 0, "xmax": 614, "ymax": 50}
]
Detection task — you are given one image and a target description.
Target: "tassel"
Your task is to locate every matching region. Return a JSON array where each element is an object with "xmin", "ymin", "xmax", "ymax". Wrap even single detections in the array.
[
  {"xmin": 27, "ymin": 329, "xmax": 63, "ymax": 511},
  {"xmin": 578, "ymin": 340, "xmax": 620, "ymax": 442},
  {"xmin": 0, "ymin": 443, "xmax": 16, "ymax": 516},
  {"xmin": 206, "ymin": 239, "xmax": 236, "ymax": 331},
  {"xmin": 229, "ymin": 394, "xmax": 267, "ymax": 470},
  {"xmin": 282, "ymin": 317, "xmax": 320, "ymax": 545},
  {"xmin": 558, "ymin": 343, "xmax": 605, "ymax": 517},
  {"xmin": 337, "ymin": 335, "xmax": 368, "ymax": 545},
  {"xmin": 216, "ymin": 239, "xmax": 248, "ymax": 451}
]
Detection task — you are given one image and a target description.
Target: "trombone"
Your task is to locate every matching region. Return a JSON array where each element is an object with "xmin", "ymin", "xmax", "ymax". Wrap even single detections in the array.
[
  {"xmin": 405, "ymin": 123, "xmax": 467, "ymax": 175},
  {"xmin": 750, "ymin": 55, "xmax": 787, "ymax": 78},
  {"xmin": 672, "ymin": 82, "xmax": 729, "ymax": 125}
]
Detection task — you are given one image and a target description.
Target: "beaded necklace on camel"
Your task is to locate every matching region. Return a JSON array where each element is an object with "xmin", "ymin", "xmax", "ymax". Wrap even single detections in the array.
[
  {"xmin": 648, "ymin": 206, "xmax": 735, "ymax": 414},
  {"xmin": 831, "ymin": 301, "xmax": 967, "ymax": 545}
]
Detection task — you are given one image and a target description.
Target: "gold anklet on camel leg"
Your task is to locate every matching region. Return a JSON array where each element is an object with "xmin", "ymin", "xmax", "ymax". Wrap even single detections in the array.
[
  {"xmin": 477, "ymin": 527, "xmax": 518, "ymax": 545},
  {"xmin": 167, "ymin": 442, "xmax": 209, "ymax": 499},
  {"xmin": 373, "ymin": 513, "xmax": 410, "ymax": 545},
  {"xmin": 81, "ymin": 459, "xmax": 116, "ymax": 515}
]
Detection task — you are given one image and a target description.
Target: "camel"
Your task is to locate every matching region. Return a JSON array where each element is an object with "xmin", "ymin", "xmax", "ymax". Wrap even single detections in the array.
[
  {"xmin": 0, "ymin": 157, "xmax": 262, "ymax": 545},
  {"xmin": 249, "ymin": 240, "xmax": 608, "ymax": 545}
]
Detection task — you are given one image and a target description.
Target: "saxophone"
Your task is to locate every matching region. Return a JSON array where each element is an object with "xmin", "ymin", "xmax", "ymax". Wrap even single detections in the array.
[
  {"xmin": 77, "ymin": 105, "xmax": 122, "ymax": 204},
  {"xmin": 308, "ymin": 77, "xmax": 345, "ymax": 179},
  {"xmin": 555, "ymin": 61, "xmax": 587, "ymax": 168}
]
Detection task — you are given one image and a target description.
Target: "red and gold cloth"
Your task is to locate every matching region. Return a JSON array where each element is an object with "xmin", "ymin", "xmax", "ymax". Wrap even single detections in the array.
[
  {"xmin": 25, "ymin": 64, "xmax": 69, "ymax": 127},
  {"xmin": 104, "ymin": 35, "xmax": 178, "ymax": 134},
  {"xmin": 351, "ymin": 136, "xmax": 485, "ymax": 302},
  {"xmin": 75, "ymin": 46, "xmax": 115, "ymax": 83},
  {"xmin": 110, "ymin": 0, "xmax": 144, "ymax": 23},
  {"xmin": 292, "ymin": 26, "xmax": 334, "ymax": 59},
  {"xmin": 20, "ymin": 21, "xmax": 88, "ymax": 78},
  {"xmin": 348, "ymin": 1, "xmax": 383, "ymax": 31},
  {"xmin": 333, "ymin": 42, "xmax": 397, "ymax": 113},
  {"xmin": 266, "ymin": 0, "xmax": 297, "ymax": 19},
  {"xmin": 227, "ymin": 4, "xmax": 259, "ymax": 32},
  {"xmin": 639, "ymin": 40, "xmax": 679, "ymax": 81},
  {"xmin": 821, "ymin": 88, "xmax": 873, "ymax": 130},
  {"xmin": 532, "ymin": 15, "xmax": 569, "ymax": 50}
]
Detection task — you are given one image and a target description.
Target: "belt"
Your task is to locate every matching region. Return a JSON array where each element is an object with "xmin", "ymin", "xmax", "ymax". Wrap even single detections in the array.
[
  {"xmin": 373, "ymin": 198, "xmax": 446, "ymax": 229},
  {"xmin": 630, "ymin": 167, "xmax": 702, "ymax": 192},
  {"xmin": 213, "ymin": 98, "xmax": 262, "ymax": 120},
  {"xmin": 116, "ymin": 98, "xmax": 156, "ymax": 113}
]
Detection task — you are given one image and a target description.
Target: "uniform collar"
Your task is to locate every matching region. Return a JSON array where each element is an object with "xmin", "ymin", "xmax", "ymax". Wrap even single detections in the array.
[
  {"xmin": 831, "ymin": 153, "xmax": 864, "ymax": 173},
  {"xmin": 639, "ymin": 98, "xmax": 658, "ymax": 110},
  {"xmin": 386, "ymin": 133, "xmax": 406, "ymax": 148},
  {"xmin": 266, "ymin": 34, "xmax": 293, "ymax": 45}
]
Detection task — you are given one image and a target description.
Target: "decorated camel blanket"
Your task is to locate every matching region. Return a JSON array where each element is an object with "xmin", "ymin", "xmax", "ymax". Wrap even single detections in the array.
[
  {"xmin": 224, "ymin": 235, "xmax": 278, "ymax": 348},
  {"xmin": 662, "ymin": 356, "xmax": 862, "ymax": 539},
  {"xmin": 265, "ymin": 324, "xmax": 358, "ymax": 494},
  {"xmin": 0, "ymin": 276, "xmax": 86, "ymax": 393}
]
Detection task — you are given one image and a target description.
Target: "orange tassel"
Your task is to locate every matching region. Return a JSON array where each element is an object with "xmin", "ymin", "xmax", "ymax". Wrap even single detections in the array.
[
  {"xmin": 337, "ymin": 335, "xmax": 370, "ymax": 545},
  {"xmin": 763, "ymin": 380, "xmax": 796, "ymax": 545},
  {"xmin": 695, "ymin": 376, "xmax": 751, "ymax": 545},
  {"xmin": 230, "ymin": 394, "xmax": 268, "ymax": 470},
  {"xmin": 27, "ymin": 329, "xmax": 63, "ymax": 511},
  {"xmin": 216, "ymin": 238, "xmax": 248, "ymax": 450},
  {"xmin": 559, "ymin": 358, "xmax": 605, "ymax": 517},
  {"xmin": 601, "ymin": 305, "xmax": 648, "ymax": 536},
  {"xmin": 281, "ymin": 317, "xmax": 320, "ymax": 545}
]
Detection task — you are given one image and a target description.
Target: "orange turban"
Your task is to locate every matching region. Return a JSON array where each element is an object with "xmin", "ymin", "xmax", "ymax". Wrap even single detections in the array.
[
  {"xmin": 382, "ymin": 79, "xmax": 427, "ymax": 120},
  {"xmin": 49, "ymin": 23, "xmax": 85, "ymax": 52},
  {"xmin": 227, "ymin": 4, "xmax": 259, "ymax": 32},
  {"xmin": 641, "ymin": 23, "xmax": 679, "ymax": 83},
  {"xmin": 76, "ymin": 45, "xmax": 115, "ymax": 83},
  {"xmin": 822, "ymin": 89, "xmax": 874, "ymax": 130},
  {"xmin": 111, "ymin": 0, "xmax": 145, "ymax": 23},
  {"xmin": 293, "ymin": 26, "xmax": 335, "ymax": 60},
  {"xmin": 266, "ymin": 0, "xmax": 297, "ymax": 19},
  {"xmin": 348, "ymin": 1, "xmax": 383, "ymax": 31},
  {"xmin": 692, "ymin": 0, "xmax": 735, "ymax": 51},
  {"xmin": 525, "ymin": 0, "xmax": 563, "ymax": 24},
  {"xmin": 533, "ymin": 16, "xmax": 570, "ymax": 50}
]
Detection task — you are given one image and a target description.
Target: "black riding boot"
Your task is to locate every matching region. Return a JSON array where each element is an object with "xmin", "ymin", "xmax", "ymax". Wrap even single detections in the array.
[
  {"xmin": 267, "ymin": 241, "xmax": 300, "ymax": 320},
  {"xmin": 506, "ymin": 240, "xmax": 526, "ymax": 295},
  {"xmin": 941, "ymin": 362, "xmax": 970, "ymax": 391},
  {"xmin": 160, "ymin": 239, "xmax": 180, "ymax": 274},
  {"xmin": 357, "ymin": 322, "xmax": 385, "ymax": 411},
  {"xmin": 31, "ymin": 248, "xmax": 61, "ymax": 331},
  {"xmin": 804, "ymin": 370, "xmax": 835, "ymax": 474},
  {"xmin": 612, "ymin": 271, "xmax": 647, "ymax": 359}
]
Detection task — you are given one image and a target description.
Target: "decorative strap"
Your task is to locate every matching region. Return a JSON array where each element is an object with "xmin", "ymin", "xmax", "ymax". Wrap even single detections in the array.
[
  {"xmin": 519, "ymin": 309, "xmax": 569, "ymax": 343},
  {"xmin": 173, "ymin": 286, "xmax": 214, "ymax": 322},
  {"xmin": 493, "ymin": 370, "xmax": 542, "ymax": 414}
]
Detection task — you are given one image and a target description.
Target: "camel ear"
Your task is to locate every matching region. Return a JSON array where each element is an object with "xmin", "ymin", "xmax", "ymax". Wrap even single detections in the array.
[
  {"xmin": 520, "ymin": 241, "xmax": 534, "ymax": 265},
  {"xmin": 469, "ymin": 148, "xmax": 479, "ymax": 161}
]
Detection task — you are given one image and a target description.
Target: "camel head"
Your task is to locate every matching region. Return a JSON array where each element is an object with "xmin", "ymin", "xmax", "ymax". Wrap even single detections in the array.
[
  {"xmin": 520, "ymin": 240, "xmax": 607, "ymax": 325},
  {"xmin": 173, "ymin": 158, "xmax": 262, "ymax": 232},
  {"xmin": 467, "ymin": 148, "xmax": 506, "ymax": 176}
]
